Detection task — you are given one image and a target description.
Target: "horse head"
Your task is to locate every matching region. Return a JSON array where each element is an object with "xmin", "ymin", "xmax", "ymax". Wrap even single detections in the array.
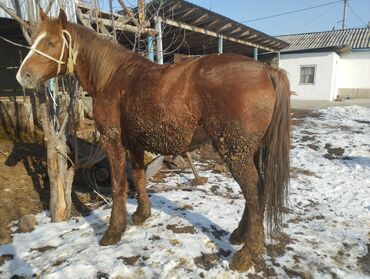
[{"xmin": 16, "ymin": 9, "xmax": 73, "ymax": 89}]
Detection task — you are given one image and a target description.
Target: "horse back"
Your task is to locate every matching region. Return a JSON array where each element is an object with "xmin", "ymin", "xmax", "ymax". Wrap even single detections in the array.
[{"xmin": 123, "ymin": 54, "xmax": 277, "ymax": 153}]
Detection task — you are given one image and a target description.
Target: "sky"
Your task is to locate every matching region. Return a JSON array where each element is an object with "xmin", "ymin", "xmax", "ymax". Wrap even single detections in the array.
[
  {"xmin": 115, "ymin": 0, "xmax": 370, "ymax": 36},
  {"xmin": 184, "ymin": 0, "xmax": 370, "ymax": 35}
]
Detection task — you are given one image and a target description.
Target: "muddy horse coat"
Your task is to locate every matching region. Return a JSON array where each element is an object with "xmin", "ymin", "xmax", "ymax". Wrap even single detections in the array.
[{"xmin": 16, "ymin": 9, "xmax": 290, "ymax": 271}]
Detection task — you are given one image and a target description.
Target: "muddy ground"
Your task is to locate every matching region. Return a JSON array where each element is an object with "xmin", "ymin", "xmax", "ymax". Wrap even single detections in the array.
[{"xmin": 0, "ymin": 109, "xmax": 348, "ymax": 245}]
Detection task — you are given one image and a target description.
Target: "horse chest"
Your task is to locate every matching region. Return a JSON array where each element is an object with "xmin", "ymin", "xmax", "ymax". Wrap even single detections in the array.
[{"xmin": 124, "ymin": 111, "xmax": 195, "ymax": 155}]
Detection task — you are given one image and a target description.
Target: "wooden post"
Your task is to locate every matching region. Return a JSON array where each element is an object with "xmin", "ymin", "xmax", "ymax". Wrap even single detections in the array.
[
  {"xmin": 117, "ymin": 0, "xmax": 140, "ymax": 27},
  {"xmin": 109, "ymin": 0, "xmax": 117, "ymax": 43},
  {"xmin": 254, "ymin": 47, "xmax": 258, "ymax": 60},
  {"xmin": 218, "ymin": 33, "xmax": 223, "ymax": 54},
  {"xmin": 1, "ymin": 0, "xmax": 76, "ymax": 223},
  {"xmin": 155, "ymin": 17, "xmax": 163, "ymax": 64},
  {"xmin": 138, "ymin": 0, "xmax": 145, "ymax": 26}
]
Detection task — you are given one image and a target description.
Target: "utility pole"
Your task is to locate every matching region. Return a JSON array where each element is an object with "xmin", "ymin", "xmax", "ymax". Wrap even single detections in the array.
[{"xmin": 342, "ymin": 0, "xmax": 348, "ymax": 30}]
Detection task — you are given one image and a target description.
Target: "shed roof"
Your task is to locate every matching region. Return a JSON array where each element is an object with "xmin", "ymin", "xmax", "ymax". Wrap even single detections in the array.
[
  {"xmin": 143, "ymin": 0, "xmax": 288, "ymax": 54},
  {"xmin": 276, "ymin": 28, "xmax": 370, "ymax": 53}
]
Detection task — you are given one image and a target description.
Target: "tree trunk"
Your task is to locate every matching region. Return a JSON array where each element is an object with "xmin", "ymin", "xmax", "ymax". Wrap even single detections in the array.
[{"xmin": 40, "ymin": 103, "xmax": 74, "ymax": 221}]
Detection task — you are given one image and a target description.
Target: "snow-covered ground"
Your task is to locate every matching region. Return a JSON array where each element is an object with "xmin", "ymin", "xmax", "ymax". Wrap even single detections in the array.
[{"xmin": 1, "ymin": 106, "xmax": 369, "ymax": 278}]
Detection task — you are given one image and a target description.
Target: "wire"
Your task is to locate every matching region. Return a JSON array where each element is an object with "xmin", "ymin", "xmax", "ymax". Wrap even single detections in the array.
[
  {"xmin": 241, "ymin": 0, "xmax": 343, "ymax": 23},
  {"xmin": 348, "ymin": 3, "xmax": 367, "ymax": 25},
  {"xmin": 290, "ymin": 4, "xmax": 337, "ymax": 34}
]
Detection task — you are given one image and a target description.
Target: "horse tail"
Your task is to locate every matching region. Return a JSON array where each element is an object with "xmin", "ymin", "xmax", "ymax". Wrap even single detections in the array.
[{"xmin": 257, "ymin": 68, "xmax": 291, "ymax": 237}]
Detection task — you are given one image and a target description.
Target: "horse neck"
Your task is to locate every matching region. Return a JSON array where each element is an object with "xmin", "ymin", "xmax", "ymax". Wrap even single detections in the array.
[{"xmin": 67, "ymin": 23, "xmax": 150, "ymax": 97}]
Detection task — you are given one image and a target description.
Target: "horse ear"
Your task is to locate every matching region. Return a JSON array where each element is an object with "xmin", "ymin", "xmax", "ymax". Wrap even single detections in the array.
[
  {"xmin": 58, "ymin": 9, "xmax": 68, "ymax": 28},
  {"xmin": 39, "ymin": 8, "xmax": 47, "ymax": 22}
]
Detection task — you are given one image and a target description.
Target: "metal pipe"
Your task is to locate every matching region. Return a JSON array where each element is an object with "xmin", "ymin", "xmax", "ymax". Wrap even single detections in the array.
[
  {"xmin": 155, "ymin": 17, "xmax": 163, "ymax": 64},
  {"xmin": 218, "ymin": 33, "xmax": 223, "ymax": 54},
  {"xmin": 254, "ymin": 47, "xmax": 258, "ymax": 60},
  {"xmin": 148, "ymin": 35, "xmax": 154, "ymax": 62}
]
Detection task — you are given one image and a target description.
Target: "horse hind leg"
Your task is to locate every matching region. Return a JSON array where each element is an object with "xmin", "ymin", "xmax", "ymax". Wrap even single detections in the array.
[
  {"xmin": 213, "ymin": 129, "xmax": 265, "ymax": 272},
  {"xmin": 229, "ymin": 152, "xmax": 264, "ymax": 245},
  {"xmin": 229, "ymin": 158, "xmax": 264, "ymax": 271}
]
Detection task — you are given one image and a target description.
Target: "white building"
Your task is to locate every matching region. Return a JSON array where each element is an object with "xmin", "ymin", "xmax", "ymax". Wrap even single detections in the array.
[{"xmin": 276, "ymin": 28, "xmax": 370, "ymax": 101}]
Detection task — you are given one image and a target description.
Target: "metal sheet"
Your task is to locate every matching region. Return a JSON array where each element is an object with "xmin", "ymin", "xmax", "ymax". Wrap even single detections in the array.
[{"xmin": 0, "ymin": 0, "xmax": 76, "ymax": 22}]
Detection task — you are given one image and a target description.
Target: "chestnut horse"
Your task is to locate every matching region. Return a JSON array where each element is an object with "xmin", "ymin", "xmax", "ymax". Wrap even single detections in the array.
[{"xmin": 16, "ymin": 9, "xmax": 290, "ymax": 271}]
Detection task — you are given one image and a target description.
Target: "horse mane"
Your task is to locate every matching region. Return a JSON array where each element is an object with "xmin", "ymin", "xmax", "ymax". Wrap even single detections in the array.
[{"xmin": 67, "ymin": 22, "xmax": 151, "ymax": 94}]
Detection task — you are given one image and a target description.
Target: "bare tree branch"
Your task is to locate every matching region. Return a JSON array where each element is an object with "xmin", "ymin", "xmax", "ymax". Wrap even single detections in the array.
[
  {"xmin": 45, "ymin": 0, "xmax": 57, "ymax": 15},
  {"xmin": 117, "ymin": 0, "xmax": 140, "ymax": 27},
  {"xmin": 0, "ymin": 2, "xmax": 30, "ymax": 29},
  {"xmin": 28, "ymin": 0, "xmax": 36, "ymax": 30}
]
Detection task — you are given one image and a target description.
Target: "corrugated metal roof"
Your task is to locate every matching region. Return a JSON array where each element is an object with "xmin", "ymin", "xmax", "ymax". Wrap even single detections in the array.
[
  {"xmin": 0, "ymin": 0, "xmax": 76, "ymax": 22},
  {"xmin": 276, "ymin": 28, "xmax": 370, "ymax": 52},
  {"xmin": 145, "ymin": 0, "xmax": 288, "ymax": 53}
]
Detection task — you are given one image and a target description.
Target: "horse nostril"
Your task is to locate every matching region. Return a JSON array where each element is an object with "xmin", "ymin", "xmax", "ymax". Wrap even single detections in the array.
[{"xmin": 22, "ymin": 71, "xmax": 33, "ymax": 84}]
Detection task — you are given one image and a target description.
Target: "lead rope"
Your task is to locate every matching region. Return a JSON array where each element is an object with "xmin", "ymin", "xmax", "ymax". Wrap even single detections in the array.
[{"xmin": 62, "ymin": 30, "xmax": 78, "ymax": 75}]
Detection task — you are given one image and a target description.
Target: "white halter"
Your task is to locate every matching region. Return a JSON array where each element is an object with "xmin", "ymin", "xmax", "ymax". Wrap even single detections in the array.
[{"xmin": 28, "ymin": 30, "xmax": 78, "ymax": 75}]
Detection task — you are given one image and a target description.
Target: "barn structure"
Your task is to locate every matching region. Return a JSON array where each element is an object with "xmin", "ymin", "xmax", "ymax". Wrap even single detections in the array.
[
  {"xmin": 277, "ymin": 27, "xmax": 370, "ymax": 101},
  {"xmin": 0, "ymin": 0, "xmax": 288, "ymax": 139},
  {"xmin": 0, "ymin": 0, "xmax": 77, "ymax": 139}
]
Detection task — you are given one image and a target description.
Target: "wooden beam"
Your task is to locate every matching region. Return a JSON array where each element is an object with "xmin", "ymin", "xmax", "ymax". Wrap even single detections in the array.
[
  {"xmin": 189, "ymin": 13, "xmax": 209, "ymax": 25},
  {"xmin": 138, "ymin": 0, "xmax": 145, "ymax": 26},
  {"xmin": 218, "ymin": 23, "xmax": 234, "ymax": 32},
  {"xmin": 229, "ymin": 26, "xmax": 242, "ymax": 35},
  {"xmin": 239, "ymin": 30, "xmax": 251, "ymax": 37},
  {"xmin": 81, "ymin": 14, "xmax": 156, "ymax": 35},
  {"xmin": 178, "ymin": 8, "xmax": 196, "ymax": 21},
  {"xmin": 117, "ymin": 0, "xmax": 140, "ymax": 27},
  {"xmin": 77, "ymin": 4, "xmax": 130, "ymax": 23},
  {"xmin": 167, "ymin": 1, "xmax": 182, "ymax": 12},
  {"xmin": 205, "ymin": 19, "xmax": 220, "ymax": 29},
  {"xmin": 157, "ymin": 16, "xmax": 275, "ymax": 52},
  {"xmin": 75, "ymin": 6, "xmax": 94, "ymax": 29}
]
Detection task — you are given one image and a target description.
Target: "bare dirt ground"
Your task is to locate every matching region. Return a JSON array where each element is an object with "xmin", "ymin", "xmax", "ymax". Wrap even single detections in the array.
[{"xmin": 0, "ymin": 140, "xmax": 102, "ymax": 244}]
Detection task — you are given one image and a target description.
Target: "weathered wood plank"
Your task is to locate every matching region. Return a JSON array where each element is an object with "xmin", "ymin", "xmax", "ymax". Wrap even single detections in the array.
[{"xmin": 156, "ymin": 16, "xmax": 275, "ymax": 52}]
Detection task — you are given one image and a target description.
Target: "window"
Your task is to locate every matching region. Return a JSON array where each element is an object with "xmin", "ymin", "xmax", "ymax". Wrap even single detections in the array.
[{"xmin": 300, "ymin": 66, "xmax": 316, "ymax": 84}]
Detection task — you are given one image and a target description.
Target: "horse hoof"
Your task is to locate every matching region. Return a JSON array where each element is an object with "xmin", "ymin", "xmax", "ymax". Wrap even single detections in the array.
[
  {"xmin": 229, "ymin": 229, "xmax": 246, "ymax": 245},
  {"xmin": 132, "ymin": 209, "xmax": 151, "ymax": 225},
  {"xmin": 229, "ymin": 250, "xmax": 254, "ymax": 272},
  {"xmin": 99, "ymin": 229, "xmax": 124, "ymax": 246}
]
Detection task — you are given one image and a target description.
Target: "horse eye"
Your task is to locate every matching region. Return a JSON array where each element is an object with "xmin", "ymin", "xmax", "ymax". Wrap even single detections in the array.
[{"xmin": 48, "ymin": 41, "xmax": 56, "ymax": 48}]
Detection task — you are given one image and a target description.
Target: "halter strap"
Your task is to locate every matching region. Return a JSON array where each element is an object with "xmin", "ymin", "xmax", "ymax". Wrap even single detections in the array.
[{"xmin": 30, "ymin": 30, "xmax": 78, "ymax": 75}]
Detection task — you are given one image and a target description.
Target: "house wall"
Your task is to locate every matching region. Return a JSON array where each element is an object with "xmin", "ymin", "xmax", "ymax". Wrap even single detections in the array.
[
  {"xmin": 336, "ymin": 50, "xmax": 370, "ymax": 99},
  {"xmin": 279, "ymin": 52, "xmax": 339, "ymax": 101}
]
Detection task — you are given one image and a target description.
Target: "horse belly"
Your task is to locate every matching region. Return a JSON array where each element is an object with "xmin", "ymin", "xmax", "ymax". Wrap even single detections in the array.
[{"xmin": 126, "ymin": 117, "xmax": 196, "ymax": 155}]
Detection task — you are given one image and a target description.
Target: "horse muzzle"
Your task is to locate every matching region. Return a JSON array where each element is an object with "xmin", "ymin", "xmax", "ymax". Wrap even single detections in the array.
[{"xmin": 16, "ymin": 67, "xmax": 40, "ymax": 89}]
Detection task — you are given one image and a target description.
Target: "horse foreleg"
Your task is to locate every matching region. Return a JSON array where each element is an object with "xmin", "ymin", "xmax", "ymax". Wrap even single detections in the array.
[
  {"xmin": 99, "ymin": 129, "xmax": 128, "ymax": 246},
  {"xmin": 129, "ymin": 149, "xmax": 151, "ymax": 225}
]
